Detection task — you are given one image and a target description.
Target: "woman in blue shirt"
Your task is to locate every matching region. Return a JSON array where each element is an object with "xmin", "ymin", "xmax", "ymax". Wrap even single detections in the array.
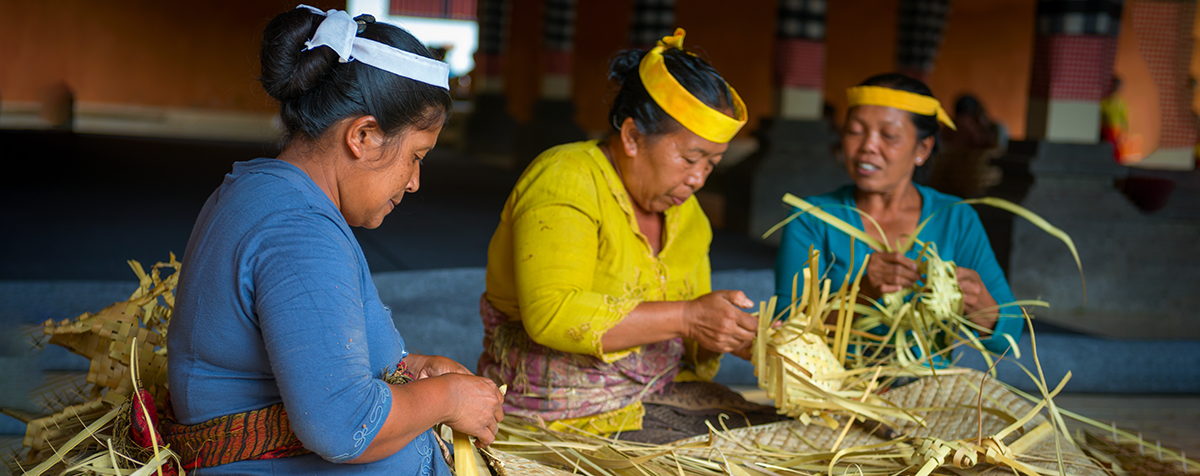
[
  {"xmin": 164, "ymin": 6, "xmax": 503, "ymax": 474},
  {"xmin": 774, "ymin": 73, "xmax": 1021, "ymax": 355}
]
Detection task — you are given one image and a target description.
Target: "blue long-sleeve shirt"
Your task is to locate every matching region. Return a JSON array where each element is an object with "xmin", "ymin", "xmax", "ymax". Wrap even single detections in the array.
[
  {"xmin": 169, "ymin": 158, "xmax": 450, "ymax": 475},
  {"xmin": 773, "ymin": 184, "xmax": 1022, "ymax": 356}
]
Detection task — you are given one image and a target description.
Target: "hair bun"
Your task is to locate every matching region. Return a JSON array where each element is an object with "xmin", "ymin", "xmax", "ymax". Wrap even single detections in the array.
[
  {"xmin": 260, "ymin": 8, "xmax": 340, "ymax": 102},
  {"xmin": 608, "ymin": 49, "xmax": 647, "ymax": 85}
]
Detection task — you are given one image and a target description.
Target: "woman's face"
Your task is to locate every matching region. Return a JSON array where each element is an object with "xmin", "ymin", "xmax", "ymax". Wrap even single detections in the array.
[
  {"xmin": 340, "ymin": 124, "xmax": 442, "ymax": 229},
  {"xmin": 622, "ymin": 119, "xmax": 727, "ymax": 214},
  {"xmin": 841, "ymin": 105, "xmax": 932, "ymax": 194}
]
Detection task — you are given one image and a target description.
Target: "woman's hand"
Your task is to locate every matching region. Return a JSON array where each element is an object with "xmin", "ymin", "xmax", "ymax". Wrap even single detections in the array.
[
  {"xmin": 683, "ymin": 290, "xmax": 757, "ymax": 354},
  {"xmin": 956, "ymin": 266, "xmax": 999, "ymax": 330},
  {"xmin": 729, "ymin": 341, "xmax": 754, "ymax": 360},
  {"xmin": 354, "ymin": 373, "xmax": 504, "ymax": 463},
  {"xmin": 862, "ymin": 252, "xmax": 920, "ymax": 297},
  {"xmin": 442, "ymin": 374, "xmax": 505, "ymax": 447},
  {"xmin": 406, "ymin": 354, "xmax": 472, "ymax": 379}
]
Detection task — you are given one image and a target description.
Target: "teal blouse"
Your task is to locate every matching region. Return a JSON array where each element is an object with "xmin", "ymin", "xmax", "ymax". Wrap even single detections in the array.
[{"xmin": 773, "ymin": 184, "xmax": 1022, "ymax": 356}]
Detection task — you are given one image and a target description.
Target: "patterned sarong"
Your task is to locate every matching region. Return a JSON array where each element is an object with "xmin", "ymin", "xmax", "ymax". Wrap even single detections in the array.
[
  {"xmin": 161, "ymin": 361, "xmax": 418, "ymax": 469},
  {"xmin": 476, "ymin": 294, "xmax": 683, "ymax": 423}
]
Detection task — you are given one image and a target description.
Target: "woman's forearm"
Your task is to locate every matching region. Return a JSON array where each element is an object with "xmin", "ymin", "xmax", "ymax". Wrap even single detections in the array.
[
  {"xmin": 600, "ymin": 291, "xmax": 757, "ymax": 355},
  {"xmin": 599, "ymin": 301, "xmax": 688, "ymax": 353},
  {"xmin": 348, "ymin": 378, "xmax": 454, "ymax": 464}
]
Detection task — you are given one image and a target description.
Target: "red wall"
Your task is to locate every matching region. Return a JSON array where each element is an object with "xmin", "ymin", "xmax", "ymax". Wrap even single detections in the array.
[
  {"xmin": 0, "ymin": 0, "xmax": 342, "ymax": 112},
  {"xmin": 3, "ymin": 0, "xmax": 1042, "ymax": 140},
  {"xmin": 824, "ymin": 0, "xmax": 1037, "ymax": 139},
  {"xmin": 926, "ymin": 0, "xmax": 1037, "ymax": 140}
]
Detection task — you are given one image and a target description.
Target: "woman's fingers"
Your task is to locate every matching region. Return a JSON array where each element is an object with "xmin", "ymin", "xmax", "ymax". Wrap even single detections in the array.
[
  {"xmin": 730, "ymin": 341, "xmax": 754, "ymax": 360},
  {"xmin": 877, "ymin": 252, "xmax": 918, "ymax": 270},
  {"xmin": 420, "ymin": 355, "xmax": 473, "ymax": 378},
  {"xmin": 713, "ymin": 290, "xmax": 759, "ymax": 333},
  {"xmin": 688, "ymin": 291, "xmax": 760, "ymax": 353},
  {"xmin": 474, "ymin": 428, "xmax": 495, "ymax": 448},
  {"xmin": 879, "ymin": 284, "xmax": 903, "ymax": 294},
  {"xmin": 956, "ymin": 267, "xmax": 983, "ymax": 307},
  {"xmin": 446, "ymin": 375, "xmax": 506, "ymax": 447},
  {"xmin": 864, "ymin": 252, "xmax": 920, "ymax": 297},
  {"xmin": 474, "ymin": 421, "xmax": 499, "ymax": 448},
  {"xmin": 724, "ymin": 290, "xmax": 754, "ymax": 309},
  {"xmin": 882, "ymin": 256, "xmax": 920, "ymax": 285}
]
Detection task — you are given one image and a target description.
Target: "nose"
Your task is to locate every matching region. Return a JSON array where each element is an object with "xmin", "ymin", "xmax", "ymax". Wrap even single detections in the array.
[
  {"xmin": 858, "ymin": 132, "xmax": 882, "ymax": 155},
  {"xmin": 406, "ymin": 162, "xmax": 421, "ymax": 193},
  {"xmin": 685, "ymin": 164, "xmax": 707, "ymax": 191}
]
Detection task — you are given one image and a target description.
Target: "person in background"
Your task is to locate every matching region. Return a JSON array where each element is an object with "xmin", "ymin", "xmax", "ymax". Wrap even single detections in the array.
[
  {"xmin": 1101, "ymin": 76, "xmax": 1143, "ymax": 164},
  {"xmin": 926, "ymin": 94, "xmax": 1005, "ymax": 197},
  {"xmin": 945, "ymin": 94, "xmax": 1007, "ymax": 151}
]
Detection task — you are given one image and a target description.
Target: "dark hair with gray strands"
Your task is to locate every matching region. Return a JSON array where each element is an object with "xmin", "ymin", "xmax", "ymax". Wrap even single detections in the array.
[{"xmin": 606, "ymin": 48, "xmax": 733, "ymax": 137}]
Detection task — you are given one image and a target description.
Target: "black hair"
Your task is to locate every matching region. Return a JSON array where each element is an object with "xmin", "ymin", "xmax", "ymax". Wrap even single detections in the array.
[
  {"xmin": 855, "ymin": 73, "xmax": 942, "ymax": 157},
  {"xmin": 259, "ymin": 9, "xmax": 452, "ymax": 144},
  {"xmin": 607, "ymin": 48, "xmax": 733, "ymax": 137}
]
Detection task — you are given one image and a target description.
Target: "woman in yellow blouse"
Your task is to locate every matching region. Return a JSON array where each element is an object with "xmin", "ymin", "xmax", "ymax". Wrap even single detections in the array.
[{"xmin": 479, "ymin": 30, "xmax": 779, "ymax": 444}]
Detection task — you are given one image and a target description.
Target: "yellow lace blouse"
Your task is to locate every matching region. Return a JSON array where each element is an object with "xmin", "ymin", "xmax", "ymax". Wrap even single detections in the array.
[{"xmin": 484, "ymin": 140, "xmax": 720, "ymax": 432}]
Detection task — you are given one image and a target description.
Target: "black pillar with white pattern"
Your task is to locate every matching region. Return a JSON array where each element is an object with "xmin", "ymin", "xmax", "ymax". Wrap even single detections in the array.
[
  {"xmin": 466, "ymin": 0, "xmax": 518, "ymax": 157},
  {"xmin": 727, "ymin": 0, "xmax": 847, "ymax": 239},
  {"xmin": 629, "ymin": 0, "xmax": 676, "ymax": 48},
  {"xmin": 512, "ymin": 0, "xmax": 588, "ymax": 168},
  {"xmin": 895, "ymin": 0, "xmax": 950, "ymax": 81}
]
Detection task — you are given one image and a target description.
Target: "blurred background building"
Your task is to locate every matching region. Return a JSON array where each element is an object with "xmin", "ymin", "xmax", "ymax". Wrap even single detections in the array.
[{"xmin": 1, "ymin": 0, "xmax": 1199, "ymax": 467}]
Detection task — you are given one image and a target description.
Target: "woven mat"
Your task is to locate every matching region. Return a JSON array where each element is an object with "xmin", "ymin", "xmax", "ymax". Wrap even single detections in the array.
[
  {"xmin": 670, "ymin": 370, "xmax": 1105, "ymax": 476},
  {"xmin": 486, "ymin": 449, "xmax": 577, "ymax": 476},
  {"xmin": 487, "ymin": 370, "xmax": 1107, "ymax": 475}
]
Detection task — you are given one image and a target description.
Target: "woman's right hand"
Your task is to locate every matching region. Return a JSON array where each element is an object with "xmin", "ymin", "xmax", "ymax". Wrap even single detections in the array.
[
  {"xmin": 442, "ymin": 374, "xmax": 505, "ymax": 447},
  {"xmin": 862, "ymin": 252, "xmax": 920, "ymax": 297},
  {"xmin": 683, "ymin": 290, "xmax": 758, "ymax": 354}
]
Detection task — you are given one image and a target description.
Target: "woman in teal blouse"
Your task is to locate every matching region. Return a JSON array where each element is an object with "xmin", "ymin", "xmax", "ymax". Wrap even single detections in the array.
[{"xmin": 774, "ymin": 73, "xmax": 1021, "ymax": 355}]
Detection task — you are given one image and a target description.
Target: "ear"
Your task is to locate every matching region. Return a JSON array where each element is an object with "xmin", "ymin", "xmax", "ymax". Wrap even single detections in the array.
[
  {"xmin": 343, "ymin": 115, "xmax": 384, "ymax": 161},
  {"xmin": 915, "ymin": 135, "xmax": 934, "ymax": 161},
  {"xmin": 619, "ymin": 117, "xmax": 642, "ymax": 158}
]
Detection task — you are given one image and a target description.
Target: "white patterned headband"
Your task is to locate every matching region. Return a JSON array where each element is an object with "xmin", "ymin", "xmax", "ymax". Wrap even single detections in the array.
[{"xmin": 297, "ymin": 4, "xmax": 450, "ymax": 89}]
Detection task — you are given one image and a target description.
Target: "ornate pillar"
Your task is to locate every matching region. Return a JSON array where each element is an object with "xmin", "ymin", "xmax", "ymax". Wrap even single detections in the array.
[
  {"xmin": 1025, "ymin": 0, "xmax": 1122, "ymax": 144},
  {"xmin": 775, "ymin": 0, "xmax": 826, "ymax": 120},
  {"xmin": 1009, "ymin": 1, "xmax": 1200, "ymax": 339},
  {"xmin": 513, "ymin": 0, "xmax": 587, "ymax": 167},
  {"xmin": 465, "ymin": 0, "xmax": 518, "ymax": 157},
  {"xmin": 895, "ymin": 0, "xmax": 951, "ymax": 82},
  {"xmin": 539, "ymin": 0, "xmax": 576, "ymax": 101},
  {"xmin": 732, "ymin": 0, "xmax": 848, "ymax": 240},
  {"xmin": 629, "ymin": 0, "xmax": 676, "ymax": 49},
  {"xmin": 1129, "ymin": 0, "xmax": 1197, "ymax": 169}
]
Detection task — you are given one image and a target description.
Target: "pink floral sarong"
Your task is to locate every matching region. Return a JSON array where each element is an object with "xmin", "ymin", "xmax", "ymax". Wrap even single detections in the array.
[{"xmin": 476, "ymin": 294, "xmax": 683, "ymax": 422}]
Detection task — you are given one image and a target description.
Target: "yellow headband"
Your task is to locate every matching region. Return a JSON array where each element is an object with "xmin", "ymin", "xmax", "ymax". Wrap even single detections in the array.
[
  {"xmin": 846, "ymin": 85, "xmax": 957, "ymax": 130},
  {"xmin": 638, "ymin": 28, "xmax": 748, "ymax": 143}
]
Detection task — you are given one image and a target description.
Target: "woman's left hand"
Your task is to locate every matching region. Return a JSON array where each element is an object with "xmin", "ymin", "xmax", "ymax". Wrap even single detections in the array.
[
  {"xmin": 406, "ymin": 354, "xmax": 473, "ymax": 379},
  {"xmin": 956, "ymin": 266, "xmax": 999, "ymax": 330},
  {"xmin": 729, "ymin": 341, "xmax": 753, "ymax": 361}
]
